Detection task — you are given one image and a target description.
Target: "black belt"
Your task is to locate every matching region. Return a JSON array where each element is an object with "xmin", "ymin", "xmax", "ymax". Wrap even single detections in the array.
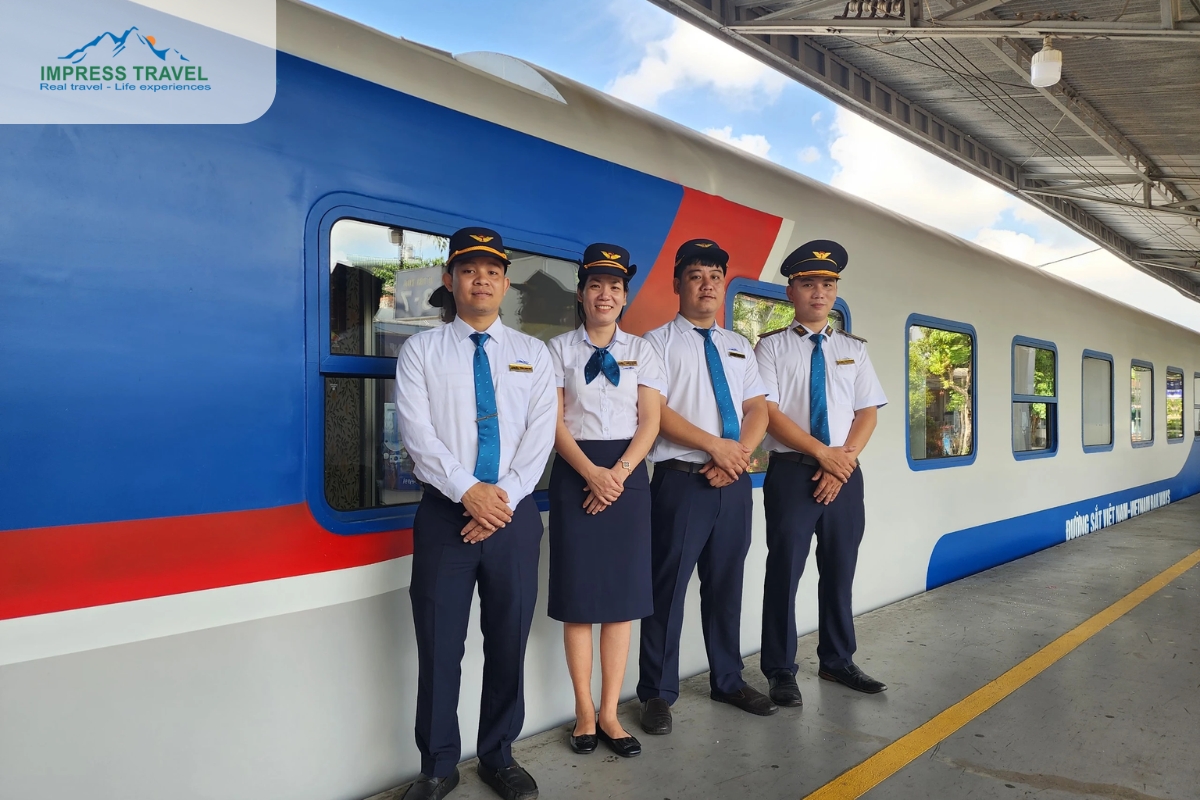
[
  {"xmin": 654, "ymin": 458, "xmax": 708, "ymax": 474},
  {"xmin": 769, "ymin": 451, "xmax": 821, "ymax": 467}
]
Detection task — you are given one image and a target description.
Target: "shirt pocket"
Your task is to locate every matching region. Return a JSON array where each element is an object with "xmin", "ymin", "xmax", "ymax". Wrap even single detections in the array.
[
  {"xmin": 496, "ymin": 365, "xmax": 536, "ymax": 408},
  {"xmin": 827, "ymin": 361, "xmax": 857, "ymax": 407}
]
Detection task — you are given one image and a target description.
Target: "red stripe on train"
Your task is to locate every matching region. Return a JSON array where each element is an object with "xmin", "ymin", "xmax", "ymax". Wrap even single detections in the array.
[
  {"xmin": 0, "ymin": 505, "xmax": 412, "ymax": 622},
  {"xmin": 623, "ymin": 187, "xmax": 783, "ymax": 335}
]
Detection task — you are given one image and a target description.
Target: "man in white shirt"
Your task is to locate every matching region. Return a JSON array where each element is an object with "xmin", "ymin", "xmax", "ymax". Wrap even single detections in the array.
[
  {"xmin": 754, "ymin": 240, "xmax": 888, "ymax": 705},
  {"xmin": 394, "ymin": 227, "xmax": 556, "ymax": 800},
  {"xmin": 637, "ymin": 238, "xmax": 777, "ymax": 735}
]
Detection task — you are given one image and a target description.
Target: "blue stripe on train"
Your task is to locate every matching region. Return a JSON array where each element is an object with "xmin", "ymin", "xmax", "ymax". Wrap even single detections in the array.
[
  {"xmin": 926, "ymin": 439, "xmax": 1200, "ymax": 589},
  {"xmin": 0, "ymin": 53, "xmax": 683, "ymax": 532}
]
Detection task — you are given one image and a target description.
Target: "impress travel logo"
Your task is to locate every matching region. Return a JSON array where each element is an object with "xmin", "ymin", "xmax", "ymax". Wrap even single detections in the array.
[
  {"xmin": 2, "ymin": 0, "xmax": 275, "ymax": 124},
  {"xmin": 41, "ymin": 26, "xmax": 213, "ymax": 94}
]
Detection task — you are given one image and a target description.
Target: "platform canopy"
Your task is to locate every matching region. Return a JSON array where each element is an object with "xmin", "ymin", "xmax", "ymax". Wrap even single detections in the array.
[{"xmin": 648, "ymin": 0, "xmax": 1200, "ymax": 298}]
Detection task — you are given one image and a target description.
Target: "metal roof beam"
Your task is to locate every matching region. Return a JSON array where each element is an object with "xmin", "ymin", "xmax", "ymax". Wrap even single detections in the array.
[
  {"xmin": 1021, "ymin": 188, "xmax": 1200, "ymax": 220},
  {"xmin": 727, "ymin": 19, "xmax": 1200, "ymax": 37},
  {"xmin": 937, "ymin": 0, "xmax": 1012, "ymax": 21}
]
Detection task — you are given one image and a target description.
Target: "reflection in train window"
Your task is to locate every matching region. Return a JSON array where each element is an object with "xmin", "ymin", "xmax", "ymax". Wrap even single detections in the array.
[
  {"xmin": 1012, "ymin": 341, "xmax": 1057, "ymax": 457},
  {"xmin": 1194, "ymin": 374, "xmax": 1200, "ymax": 437},
  {"xmin": 1082, "ymin": 353, "xmax": 1114, "ymax": 451},
  {"xmin": 1131, "ymin": 361, "xmax": 1154, "ymax": 446},
  {"xmin": 908, "ymin": 321, "xmax": 974, "ymax": 463},
  {"xmin": 1166, "ymin": 368, "xmax": 1184, "ymax": 441},
  {"xmin": 322, "ymin": 218, "xmax": 578, "ymax": 512}
]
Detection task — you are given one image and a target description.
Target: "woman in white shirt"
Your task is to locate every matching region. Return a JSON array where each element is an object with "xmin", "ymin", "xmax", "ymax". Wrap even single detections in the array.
[{"xmin": 547, "ymin": 243, "xmax": 664, "ymax": 759}]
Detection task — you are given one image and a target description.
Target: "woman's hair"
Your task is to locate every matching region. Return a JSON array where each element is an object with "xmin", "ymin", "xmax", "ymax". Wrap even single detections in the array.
[{"xmin": 575, "ymin": 273, "xmax": 629, "ymax": 326}]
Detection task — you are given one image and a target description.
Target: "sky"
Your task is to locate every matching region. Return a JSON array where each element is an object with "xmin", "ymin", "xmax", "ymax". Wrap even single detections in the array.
[{"xmin": 304, "ymin": 0, "xmax": 1200, "ymax": 333}]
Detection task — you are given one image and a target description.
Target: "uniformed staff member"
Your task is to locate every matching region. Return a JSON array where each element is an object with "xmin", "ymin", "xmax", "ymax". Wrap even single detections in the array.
[
  {"xmin": 754, "ymin": 240, "xmax": 888, "ymax": 705},
  {"xmin": 395, "ymin": 227, "xmax": 556, "ymax": 800},
  {"xmin": 546, "ymin": 243, "xmax": 664, "ymax": 759},
  {"xmin": 638, "ymin": 238, "xmax": 778, "ymax": 736}
]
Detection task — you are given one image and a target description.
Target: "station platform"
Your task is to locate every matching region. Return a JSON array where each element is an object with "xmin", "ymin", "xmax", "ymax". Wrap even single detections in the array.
[{"xmin": 373, "ymin": 496, "xmax": 1200, "ymax": 800}]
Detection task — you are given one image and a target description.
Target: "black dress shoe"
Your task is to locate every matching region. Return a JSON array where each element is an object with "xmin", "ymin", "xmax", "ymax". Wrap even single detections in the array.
[
  {"xmin": 477, "ymin": 761, "xmax": 538, "ymax": 800},
  {"xmin": 568, "ymin": 719, "xmax": 597, "ymax": 754},
  {"xmin": 597, "ymin": 724, "xmax": 642, "ymax": 758},
  {"xmin": 768, "ymin": 673, "xmax": 803, "ymax": 707},
  {"xmin": 710, "ymin": 685, "xmax": 779, "ymax": 716},
  {"xmin": 402, "ymin": 767, "xmax": 460, "ymax": 800},
  {"xmin": 640, "ymin": 697, "xmax": 672, "ymax": 735},
  {"xmin": 818, "ymin": 663, "xmax": 887, "ymax": 694}
]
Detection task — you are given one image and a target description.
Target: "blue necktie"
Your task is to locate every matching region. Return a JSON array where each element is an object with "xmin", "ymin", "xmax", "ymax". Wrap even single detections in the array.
[
  {"xmin": 470, "ymin": 332, "xmax": 500, "ymax": 483},
  {"xmin": 584, "ymin": 345, "xmax": 620, "ymax": 386},
  {"xmin": 809, "ymin": 331, "xmax": 831, "ymax": 446},
  {"xmin": 695, "ymin": 328, "xmax": 740, "ymax": 441}
]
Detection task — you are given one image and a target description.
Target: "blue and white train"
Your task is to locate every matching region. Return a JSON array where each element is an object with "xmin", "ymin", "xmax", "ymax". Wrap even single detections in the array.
[{"xmin": 2, "ymin": 2, "xmax": 1196, "ymax": 798}]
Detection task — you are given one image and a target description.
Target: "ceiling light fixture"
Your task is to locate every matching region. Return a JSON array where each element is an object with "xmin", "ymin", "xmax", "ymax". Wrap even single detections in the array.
[{"xmin": 1030, "ymin": 37, "xmax": 1062, "ymax": 87}]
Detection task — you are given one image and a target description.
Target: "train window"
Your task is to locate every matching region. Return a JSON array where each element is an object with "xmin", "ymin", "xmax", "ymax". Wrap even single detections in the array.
[
  {"xmin": 322, "ymin": 218, "xmax": 577, "ymax": 516},
  {"xmin": 728, "ymin": 280, "xmax": 851, "ymax": 474},
  {"xmin": 1166, "ymin": 368, "xmax": 1184, "ymax": 442},
  {"xmin": 1194, "ymin": 373, "xmax": 1200, "ymax": 437},
  {"xmin": 1012, "ymin": 338, "xmax": 1057, "ymax": 458},
  {"xmin": 906, "ymin": 315, "xmax": 976, "ymax": 469},
  {"xmin": 1131, "ymin": 361, "xmax": 1154, "ymax": 446},
  {"xmin": 1082, "ymin": 352, "xmax": 1114, "ymax": 452}
]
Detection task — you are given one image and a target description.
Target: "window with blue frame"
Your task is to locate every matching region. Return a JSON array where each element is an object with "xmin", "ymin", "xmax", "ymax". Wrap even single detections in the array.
[
  {"xmin": 322, "ymin": 217, "xmax": 578, "ymax": 515},
  {"xmin": 1194, "ymin": 373, "xmax": 1200, "ymax": 437},
  {"xmin": 1082, "ymin": 351, "xmax": 1114, "ymax": 451},
  {"xmin": 907, "ymin": 316, "xmax": 975, "ymax": 467},
  {"xmin": 726, "ymin": 277, "xmax": 851, "ymax": 473},
  {"xmin": 1012, "ymin": 338, "xmax": 1057, "ymax": 458},
  {"xmin": 1131, "ymin": 360, "xmax": 1154, "ymax": 446}
]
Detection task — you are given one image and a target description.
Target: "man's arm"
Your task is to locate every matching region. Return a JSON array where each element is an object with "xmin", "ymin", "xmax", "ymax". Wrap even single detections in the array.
[
  {"xmin": 811, "ymin": 405, "xmax": 878, "ymax": 505},
  {"xmin": 765, "ymin": 405, "xmax": 857, "ymax": 482},
  {"xmin": 659, "ymin": 399, "xmax": 751, "ymax": 474}
]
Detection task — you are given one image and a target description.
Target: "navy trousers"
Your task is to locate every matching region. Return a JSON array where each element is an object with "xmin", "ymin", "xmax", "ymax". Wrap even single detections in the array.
[
  {"xmin": 637, "ymin": 468, "xmax": 752, "ymax": 704},
  {"xmin": 760, "ymin": 457, "xmax": 865, "ymax": 677},
  {"xmin": 408, "ymin": 491, "xmax": 543, "ymax": 778}
]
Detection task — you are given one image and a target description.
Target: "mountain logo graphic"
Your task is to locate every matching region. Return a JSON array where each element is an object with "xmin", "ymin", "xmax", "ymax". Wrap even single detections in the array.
[{"xmin": 59, "ymin": 27, "xmax": 189, "ymax": 65}]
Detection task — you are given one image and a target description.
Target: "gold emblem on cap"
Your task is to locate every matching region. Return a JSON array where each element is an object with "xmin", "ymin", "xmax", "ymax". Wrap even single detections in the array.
[
  {"xmin": 695, "ymin": 242, "xmax": 713, "ymax": 248},
  {"xmin": 470, "ymin": 234, "xmax": 494, "ymax": 243},
  {"xmin": 813, "ymin": 251, "xmax": 833, "ymax": 261},
  {"xmin": 601, "ymin": 251, "xmax": 621, "ymax": 260}
]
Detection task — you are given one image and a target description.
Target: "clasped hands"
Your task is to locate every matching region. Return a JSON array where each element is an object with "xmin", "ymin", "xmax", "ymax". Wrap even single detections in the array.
[
  {"xmin": 582, "ymin": 464, "xmax": 627, "ymax": 515},
  {"xmin": 699, "ymin": 437, "xmax": 753, "ymax": 488},
  {"xmin": 460, "ymin": 482, "xmax": 513, "ymax": 543},
  {"xmin": 812, "ymin": 444, "xmax": 859, "ymax": 505}
]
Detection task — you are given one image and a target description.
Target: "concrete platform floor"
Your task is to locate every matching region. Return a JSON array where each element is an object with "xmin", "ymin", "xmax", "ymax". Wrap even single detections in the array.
[{"xmin": 372, "ymin": 497, "xmax": 1200, "ymax": 800}]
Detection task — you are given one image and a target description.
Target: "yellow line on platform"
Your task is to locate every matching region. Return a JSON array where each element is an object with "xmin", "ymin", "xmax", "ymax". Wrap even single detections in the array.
[{"xmin": 803, "ymin": 547, "xmax": 1200, "ymax": 800}]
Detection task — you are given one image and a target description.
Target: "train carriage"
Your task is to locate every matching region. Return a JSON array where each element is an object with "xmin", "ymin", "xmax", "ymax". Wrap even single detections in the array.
[{"xmin": 2, "ymin": 3, "xmax": 1198, "ymax": 798}]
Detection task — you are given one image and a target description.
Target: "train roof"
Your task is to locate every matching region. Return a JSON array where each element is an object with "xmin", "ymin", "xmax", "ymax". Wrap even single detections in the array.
[{"xmin": 279, "ymin": 0, "xmax": 1199, "ymax": 340}]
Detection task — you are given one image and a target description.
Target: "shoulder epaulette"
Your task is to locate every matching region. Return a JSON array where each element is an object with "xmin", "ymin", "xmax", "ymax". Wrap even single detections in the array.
[
  {"xmin": 757, "ymin": 327, "xmax": 789, "ymax": 340},
  {"xmin": 836, "ymin": 329, "xmax": 868, "ymax": 344}
]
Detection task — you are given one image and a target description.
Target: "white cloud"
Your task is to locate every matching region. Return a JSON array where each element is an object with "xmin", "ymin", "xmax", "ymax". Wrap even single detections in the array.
[
  {"xmin": 811, "ymin": 111, "xmax": 823, "ymax": 125},
  {"xmin": 606, "ymin": 18, "xmax": 786, "ymax": 110},
  {"xmin": 703, "ymin": 126, "xmax": 773, "ymax": 159},
  {"xmin": 797, "ymin": 145, "xmax": 821, "ymax": 164}
]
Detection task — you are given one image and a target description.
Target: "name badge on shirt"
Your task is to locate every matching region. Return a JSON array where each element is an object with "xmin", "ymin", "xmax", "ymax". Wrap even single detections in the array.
[
  {"xmin": 727, "ymin": 350, "xmax": 746, "ymax": 359},
  {"xmin": 836, "ymin": 358, "xmax": 856, "ymax": 365},
  {"xmin": 508, "ymin": 362, "xmax": 533, "ymax": 373},
  {"xmin": 617, "ymin": 360, "xmax": 638, "ymax": 368}
]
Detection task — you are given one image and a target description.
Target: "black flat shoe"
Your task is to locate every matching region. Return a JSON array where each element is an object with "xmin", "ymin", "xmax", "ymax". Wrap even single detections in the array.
[
  {"xmin": 710, "ymin": 685, "xmax": 779, "ymax": 716},
  {"xmin": 477, "ymin": 761, "xmax": 538, "ymax": 800},
  {"xmin": 402, "ymin": 767, "xmax": 460, "ymax": 800},
  {"xmin": 568, "ymin": 719, "xmax": 597, "ymax": 754},
  {"xmin": 768, "ymin": 673, "xmax": 803, "ymax": 707},
  {"xmin": 597, "ymin": 724, "xmax": 642, "ymax": 758},
  {"xmin": 640, "ymin": 697, "xmax": 672, "ymax": 735},
  {"xmin": 819, "ymin": 663, "xmax": 887, "ymax": 694}
]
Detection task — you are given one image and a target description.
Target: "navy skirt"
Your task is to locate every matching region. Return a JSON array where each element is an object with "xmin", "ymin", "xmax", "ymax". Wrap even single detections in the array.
[{"xmin": 548, "ymin": 439, "xmax": 652, "ymax": 623}]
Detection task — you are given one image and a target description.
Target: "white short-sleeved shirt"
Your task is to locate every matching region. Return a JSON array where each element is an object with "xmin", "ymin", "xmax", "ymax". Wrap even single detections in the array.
[
  {"xmin": 755, "ymin": 320, "xmax": 887, "ymax": 451},
  {"xmin": 645, "ymin": 314, "xmax": 771, "ymax": 464},
  {"xmin": 548, "ymin": 326, "xmax": 667, "ymax": 441},
  {"xmin": 394, "ymin": 316, "xmax": 557, "ymax": 511}
]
